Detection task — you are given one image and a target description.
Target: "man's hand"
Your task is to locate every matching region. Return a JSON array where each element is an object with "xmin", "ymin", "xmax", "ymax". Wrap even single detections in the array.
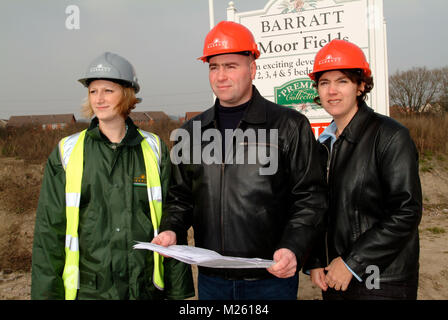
[
  {"xmin": 267, "ymin": 248, "xmax": 297, "ymax": 278},
  {"xmin": 151, "ymin": 231, "xmax": 177, "ymax": 257},
  {"xmin": 324, "ymin": 257, "xmax": 353, "ymax": 291},
  {"xmin": 310, "ymin": 268, "xmax": 328, "ymax": 291}
]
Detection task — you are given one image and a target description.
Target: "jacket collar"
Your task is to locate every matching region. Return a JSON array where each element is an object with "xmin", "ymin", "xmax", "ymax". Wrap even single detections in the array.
[
  {"xmin": 242, "ymin": 86, "xmax": 267, "ymax": 124},
  {"xmin": 199, "ymin": 85, "xmax": 267, "ymax": 128},
  {"xmin": 318, "ymin": 121, "xmax": 338, "ymax": 149},
  {"xmin": 339, "ymin": 102, "xmax": 374, "ymax": 144},
  {"xmin": 87, "ymin": 116, "xmax": 143, "ymax": 146}
]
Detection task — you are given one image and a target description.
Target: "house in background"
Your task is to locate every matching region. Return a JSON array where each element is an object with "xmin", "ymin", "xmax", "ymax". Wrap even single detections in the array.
[
  {"xmin": 180, "ymin": 111, "xmax": 202, "ymax": 123},
  {"xmin": 0, "ymin": 119, "xmax": 7, "ymax": 128},
  {"xmin": 129, "ymin": 111, "xmax": 170, "ymax": 127},
  {"xmin": 6, "ymin": 114, "xmax": 76, "ymax": 130}
]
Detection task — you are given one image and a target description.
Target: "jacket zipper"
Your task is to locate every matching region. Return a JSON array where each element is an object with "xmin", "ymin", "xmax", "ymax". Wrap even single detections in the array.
[
  {"xmin": 220, "ymin": 162, "xmax": 225, "ymax": 253},
  {"xmin": 353, "ymin": 209, "xmax": 361, "ymax": 240},
  {"xmin": 218, "ymin": 119, "xmax": 243, "ymax": 254},
  {"xmin": 321, "ymin": 143, "xmax": 331, "ymax": 266},
  {"xmin": 215, "ymin": 119, "xmax": 226, "ymax": 253},
  {"xmin": 322, "ymin": 143, "xmax": 331, "ymax": 184}
]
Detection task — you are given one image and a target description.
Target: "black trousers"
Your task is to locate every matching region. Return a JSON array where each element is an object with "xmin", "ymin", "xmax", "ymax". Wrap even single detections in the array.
[{"xmin": 322, "ymin": 274, "xmax": 419, "ymax": 300}]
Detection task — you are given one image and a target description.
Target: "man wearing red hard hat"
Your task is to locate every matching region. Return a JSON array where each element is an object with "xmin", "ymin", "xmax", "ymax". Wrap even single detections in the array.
[
  {"xmin": 304, "ymin": 39, "xmax": 422, "ymax": 300},
  {"xmin": 153, "ymin": 21, "xmax": 327, "ymax": 300}
]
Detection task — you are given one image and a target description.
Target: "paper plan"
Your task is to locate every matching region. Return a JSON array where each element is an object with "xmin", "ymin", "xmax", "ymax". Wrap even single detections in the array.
[{"xmin": 133, "ymin": 242, "xmax": 274, "ymax": 269}]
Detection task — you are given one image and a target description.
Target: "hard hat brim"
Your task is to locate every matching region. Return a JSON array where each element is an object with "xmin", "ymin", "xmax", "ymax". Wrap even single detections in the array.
[
  {"xmin": 78, "ymin": 77, "xmax": 140, "ymax": 93},
  {"xmin": 197, "ymin": 50, "xmax": 260, "ymax": 63}
]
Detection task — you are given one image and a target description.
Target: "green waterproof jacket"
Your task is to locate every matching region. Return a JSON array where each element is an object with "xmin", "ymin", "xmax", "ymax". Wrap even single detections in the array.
[{"xmin": 31, "ymin": 117, "xmax": 194, "ymax": 300}]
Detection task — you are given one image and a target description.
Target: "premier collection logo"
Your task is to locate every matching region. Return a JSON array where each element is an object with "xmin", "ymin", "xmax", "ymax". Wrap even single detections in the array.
[{"xmin": 275, "ymin": 78, "xmax": 320, "ymax": 113}]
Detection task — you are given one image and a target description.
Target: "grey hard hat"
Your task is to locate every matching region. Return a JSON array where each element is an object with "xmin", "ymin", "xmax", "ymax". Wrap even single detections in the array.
[{"xmin": 78, "ymin": 52, "xmax": 140, "ymax": 93}]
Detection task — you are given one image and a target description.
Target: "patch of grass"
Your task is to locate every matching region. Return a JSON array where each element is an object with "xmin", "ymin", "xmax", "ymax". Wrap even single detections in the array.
[
  {"xmin": 423, "ymin": 150, "xmax": 434, "ymax": 160},
  {"xmin": 420, "ymin": 161, "xmax": 434, "ymax": 172},
  {"xmin": 419, "ymin": 149, "xmax": 448, "ymax": 173},
  {"xmin": 420, "ymin": 155, "xmax": 435, "ymax": 172},
  {"xmin": 426, "ymin": 227, "xmax": 446, "ymax": 234}
]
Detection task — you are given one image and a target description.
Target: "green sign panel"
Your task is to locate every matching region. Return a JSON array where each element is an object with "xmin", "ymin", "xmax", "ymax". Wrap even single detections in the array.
[{"xmin": 274, "ymin": 78, "xmax": 321, "ymax": 113}]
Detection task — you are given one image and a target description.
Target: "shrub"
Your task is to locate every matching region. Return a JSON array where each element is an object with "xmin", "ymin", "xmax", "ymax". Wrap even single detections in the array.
[
  {"xmin": 2, "ymin": 123, "xmax": 88, "ymax": 163},
  {"xmin": 1, "ymin": 119, "xmax": 182, "ymax": 164},
  {"xmin": 139, "ymin": 118, "xmax": 182, "ymax": 150},
  {"xmin": 2, "ymin": 112, "xmax": 447, "ymax": 164},
  {"xmin": 391, "ymin": 113, "xmax": 448, "ymax": 156}
]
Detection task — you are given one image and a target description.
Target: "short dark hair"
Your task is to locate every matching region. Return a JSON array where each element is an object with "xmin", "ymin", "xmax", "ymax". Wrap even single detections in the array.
[{"xmin": 312, "ymin": 69, "xmax": 374, "ymax": 106}]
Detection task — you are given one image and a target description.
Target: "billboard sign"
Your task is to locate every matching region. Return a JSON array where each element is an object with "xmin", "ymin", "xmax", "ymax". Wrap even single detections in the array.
[{"xmin": 227, "ymin": 0, "xmax": 388, "ymax": 136}]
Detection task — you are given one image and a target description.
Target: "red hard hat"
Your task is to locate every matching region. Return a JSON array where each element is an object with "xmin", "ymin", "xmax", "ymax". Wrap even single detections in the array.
[
  {"xmin": 198, "ymin": 21, "xmax": 260, "ymax": 62},
  {"xmin": 308, "ymin": 39, "xmax": 371, "ymax": 80}
]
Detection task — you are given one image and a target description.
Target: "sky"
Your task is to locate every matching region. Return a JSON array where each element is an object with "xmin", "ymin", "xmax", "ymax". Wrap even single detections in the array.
[{"xmin": 0, "ymin": 0, "xmax": 446, "ymax": 120}]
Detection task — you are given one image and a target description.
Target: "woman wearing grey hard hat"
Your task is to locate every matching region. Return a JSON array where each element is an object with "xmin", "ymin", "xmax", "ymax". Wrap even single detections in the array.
[{"xmin": 31, "ymin": 52, "xmax": 194, "ymax": 300}]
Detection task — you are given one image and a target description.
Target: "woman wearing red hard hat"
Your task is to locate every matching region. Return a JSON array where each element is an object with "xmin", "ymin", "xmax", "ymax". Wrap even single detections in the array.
[{"xmin": 304, "ymin": 39, "xmax": 422, "ymax": 300}]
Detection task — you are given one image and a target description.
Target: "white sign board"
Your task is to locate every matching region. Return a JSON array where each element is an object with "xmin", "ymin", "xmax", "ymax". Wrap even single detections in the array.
[{"xmin": 227, "ymin": 0, "xmax": 389, "ymax": 136}]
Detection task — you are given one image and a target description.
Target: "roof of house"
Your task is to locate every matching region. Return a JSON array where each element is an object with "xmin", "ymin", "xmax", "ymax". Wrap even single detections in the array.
[
  {"xmin": 129, "ymin": 111, "xmax": 170, "ymax": 122},
  {"xmin": 7, "ymin": 114, "xmax": 76, "ymax": 127},
  {"xmin": 185, "ymin": 112, "xmax": 202, "ymax": 121}
]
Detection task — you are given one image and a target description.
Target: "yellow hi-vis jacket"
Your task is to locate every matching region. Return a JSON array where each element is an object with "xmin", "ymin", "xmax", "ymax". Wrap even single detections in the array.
[{"xmin": 58, "ymin": 128, "xmax": 164, "ymax": 300}]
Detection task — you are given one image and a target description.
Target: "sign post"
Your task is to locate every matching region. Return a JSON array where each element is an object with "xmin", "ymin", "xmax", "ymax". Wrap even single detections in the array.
[
  {"xmin": 227, "ymin": 0, "xmax": 388, "ymax": 136},
  {"xmin": 209, "ymin": 0, "xmax": 215, "ymax": 29}
]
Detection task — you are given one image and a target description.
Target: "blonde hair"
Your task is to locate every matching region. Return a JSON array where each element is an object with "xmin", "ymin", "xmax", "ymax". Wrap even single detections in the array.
[{"xmin": 81, "ymin": 85, "xmax": 140, "ymax": 119}]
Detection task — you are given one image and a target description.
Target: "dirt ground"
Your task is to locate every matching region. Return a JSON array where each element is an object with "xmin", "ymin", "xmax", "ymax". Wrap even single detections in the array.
[{"xmin": 0, "ymin": 155, "xmax": 447, "ymax": 300}]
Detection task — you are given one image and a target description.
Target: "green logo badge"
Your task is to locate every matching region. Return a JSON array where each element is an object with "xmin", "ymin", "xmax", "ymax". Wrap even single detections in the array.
[{"xmin": 275, "ymin": 78, "xmax": 320, "ymax": 113}]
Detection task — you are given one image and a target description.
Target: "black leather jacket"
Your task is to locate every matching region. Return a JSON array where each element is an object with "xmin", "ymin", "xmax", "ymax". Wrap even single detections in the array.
[
  {"xmin": 304, "ymin": 102, "xmax": 422, "ymax": 282},
  {"xmin": 160, "ymin": 87, "xmax": 327, "ymax": 280}
]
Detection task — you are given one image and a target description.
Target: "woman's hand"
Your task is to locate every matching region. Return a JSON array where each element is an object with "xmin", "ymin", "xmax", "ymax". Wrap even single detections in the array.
[{"xmin": 310, "ymin": 268, "xmax": 328, "ymax": 291}]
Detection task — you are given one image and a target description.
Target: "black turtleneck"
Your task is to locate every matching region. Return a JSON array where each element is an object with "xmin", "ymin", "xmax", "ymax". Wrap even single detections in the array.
[
  {"xmin": 216, "ymin": 100, "xmax": 249, "ymax": 133},
  {"xmin": 216, "ymin": 100, "xmax": 250, "ymax": 159}
]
